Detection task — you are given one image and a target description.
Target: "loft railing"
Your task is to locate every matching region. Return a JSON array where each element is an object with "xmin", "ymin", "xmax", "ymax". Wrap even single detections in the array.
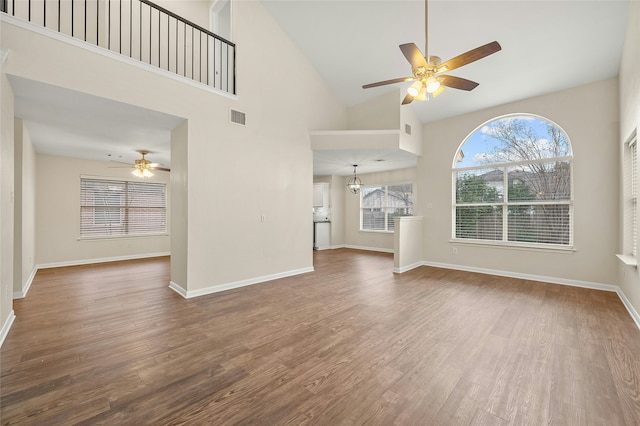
[{"xmin": 1, "ymin": 0, "xmax": 236, "ymax": 95}]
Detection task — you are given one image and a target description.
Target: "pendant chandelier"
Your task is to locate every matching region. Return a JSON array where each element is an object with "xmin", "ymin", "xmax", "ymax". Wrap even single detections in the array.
[{"xmin": 347, "ymin": 165, "xmax": 363, "ymax": 194}]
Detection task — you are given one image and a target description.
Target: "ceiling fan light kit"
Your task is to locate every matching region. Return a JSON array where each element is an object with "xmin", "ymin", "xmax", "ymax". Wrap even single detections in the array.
[
  {"xmin": 362, "ymin": 0, "xmax": 501, "ymax": 104},
  {"xmin": 110, "ymin": 149, "xmax": 170, "ymax": 178},
  {"xmin": 132, "ymin": 166, "xmax": 154, "ymax": 178}
]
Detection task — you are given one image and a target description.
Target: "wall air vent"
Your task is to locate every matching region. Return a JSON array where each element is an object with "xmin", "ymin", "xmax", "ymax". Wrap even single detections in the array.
[
  {"xmin": 230, "ymin": 109, "xmax": 246, "ymax": 126},
  {"xmin": 405, "ymin": 123, "xmax": 412, "ymax": 135}
]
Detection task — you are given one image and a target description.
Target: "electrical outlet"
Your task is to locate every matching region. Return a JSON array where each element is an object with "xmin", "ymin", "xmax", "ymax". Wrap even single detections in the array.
[
  {"xmin": 452, "ymin": 247, "xmax": 458, "ymax": 255},
  {"xmin": 260, "ymin": 215, "xmax": 265, "ymax": 223}
]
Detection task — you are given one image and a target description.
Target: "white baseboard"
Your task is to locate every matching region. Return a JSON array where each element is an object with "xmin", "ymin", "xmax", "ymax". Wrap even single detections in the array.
[
  {"xmin": 616, "ymin": 288, "xmax": 640, "ymax": 330},
  {"xmin": 169, "ymin": 281, "xmax": 188, "ymax": 298},
  {"xmin": 37, "ymin": 252, "xmax": 171, "ymax": 270},
  {"xmin": 13, "ymin": 266, "xmax": 37, "ymax": 299},
  {"xmin": 170, "ymin": 266, "xmax": 315, "ymax": 299},
  {"xmin": 422, "ymin": 260, "xmax": 639, "ymax": 330},
  {"xmin": 393, "ymin": 261, "xmax": 423, "ymax": 274},
  {"xmin": 0, "ymin": 310, "xmax": 16, "ymax": 348},
  {"xmin": 421, "ymin": 260, "xmax": 618, "ymax": 292},
  {"xmin": 343, "ymin": 245, "xmax": 394, "ymax": 254}
]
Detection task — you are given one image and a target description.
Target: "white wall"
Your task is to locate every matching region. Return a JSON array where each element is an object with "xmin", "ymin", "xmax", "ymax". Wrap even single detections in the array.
[
  {"xmin": 0, "ymin": 73, "xmax": 16, "ymax": 340},
  {"xmin": 35, "ymin": 155, "xmax": 171, "ymax": 266},
  {"xmin": 344, "ymin": 167, "xmax": 417, "ymax": 251},
  {"xmin": 618, "ymin": 1, "xmax": 640, "ymax": 318},
  {"xmin": 421, "ymin": 78, "xmax": 619, "ymax": 287},
  {"xmin": 1, "ymin": 0, "xmax": 347, "ymax": 294},
  {"xmin": 13, "ymin": 119, "xmax": 36, "ymax": 296}
]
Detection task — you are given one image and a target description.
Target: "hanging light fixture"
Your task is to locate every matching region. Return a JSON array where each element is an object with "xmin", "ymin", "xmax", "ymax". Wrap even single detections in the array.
[{"xmin": 347, "ymin": 165, "xmax": 363, "ymax": 194}]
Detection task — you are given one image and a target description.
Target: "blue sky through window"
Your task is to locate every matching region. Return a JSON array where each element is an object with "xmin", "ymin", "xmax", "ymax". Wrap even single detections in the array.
[{"xmin": 455, "ymin": 115, "xmax": 571, "ymax": 168}]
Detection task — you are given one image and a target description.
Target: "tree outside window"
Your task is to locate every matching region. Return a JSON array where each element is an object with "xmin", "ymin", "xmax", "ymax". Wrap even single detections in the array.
[{"xmin": 453, "ymin": 114, "xmax": 572, "ymax": 247}]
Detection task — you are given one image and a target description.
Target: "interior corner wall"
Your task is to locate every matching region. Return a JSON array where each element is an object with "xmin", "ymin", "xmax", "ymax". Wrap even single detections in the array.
[
  {"xmin": 35, "ymin": 155, "xmax": 171, "ymax": 266},
  {"xmin": 1, "ymin": 73, "xmax": 15, "ymax": 333},
  {"xmin": 21, "ymin": 121, "xmax": 36, "ymax": 292},
  {"xmin": 421, "ymin": 78, "xmax": 619, "ymax": 287},
  {"xmin": 170, "ymin": 120, "xmax": 188, "ymax": 291},
  {"xmin": 13, "ymin": 119, "xmax": 23, "ymax": 294},
  {"xmin": 329, "ymin": 175, "xmax": 345, "ymax": 246},
  {"xmin": 399, "ymin": 100, "xmax": 423, "ymax": 156},
  {"xmin": 13, "ymin": 119, "xmax": 35, "ymax": 295},
  {"xmin": 344, "ymin": 167, "xmax": 417, "ymax": 251},
  {"xmin": 618, "ymin": 0, "xmax": 640, "ymax": 318}
]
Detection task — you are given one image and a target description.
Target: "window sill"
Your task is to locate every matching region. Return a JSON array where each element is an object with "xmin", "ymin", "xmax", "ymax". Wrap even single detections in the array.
[
  {"xmin": 359, "ymin": 230, "xmax": 394, "ymax": 234},
  {"xmin": 616, "ymin": 254, "xmax": 638, "ymax": 268},
  {"xmin": 78, "ymin": 233, "xmax": 169, "ymax": 241},
  {"xmin": 450, "ymin": 238, "xmax": 575, "ymax": 253}
]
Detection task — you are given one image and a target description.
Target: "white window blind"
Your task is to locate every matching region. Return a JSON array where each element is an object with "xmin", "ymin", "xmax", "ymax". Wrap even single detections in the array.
[
  {"xmin": 628, "ymin": 135, "xmax": 638, "ymax": 256},
  {"xmin": 360, "ymin": 184, "xmax": 413, "ymax": 232},
  {"xmin": 80, "ymin": 178, "xmax": 167, "ymax": 238},
  {"xmin": 453, "ymin": 115, "xmax": 572, "ymax": 248}
]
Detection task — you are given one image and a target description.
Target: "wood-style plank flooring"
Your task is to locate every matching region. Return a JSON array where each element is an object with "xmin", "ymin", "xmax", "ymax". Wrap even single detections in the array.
[{"xmin": 2, "ymin": 249, "xmax": 640, "ymax": 425}]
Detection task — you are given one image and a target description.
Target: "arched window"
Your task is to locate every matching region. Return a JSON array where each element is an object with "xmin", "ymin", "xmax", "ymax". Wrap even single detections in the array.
[{"xmin": 453, "ymin": 114, "xmax": 573, "ymax": 247}]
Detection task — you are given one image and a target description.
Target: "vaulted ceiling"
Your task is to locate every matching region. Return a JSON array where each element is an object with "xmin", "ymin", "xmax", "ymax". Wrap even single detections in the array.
[{"xmin": 9, "ymin": 1, "xmax": 632, "ymax": 177}]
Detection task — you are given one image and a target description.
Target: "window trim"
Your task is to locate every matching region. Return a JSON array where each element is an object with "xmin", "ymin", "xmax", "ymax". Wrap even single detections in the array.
[
  {"xmin": 359, "ymin": 182, "xmax": 414, "ymax": 233},
  {"xmin": 621, "ymin": 131, "xmax": 638, "ymax": 262},
  {"xmin": 451, "ymin": 114, "xmax": 573, "ymax": 250}
]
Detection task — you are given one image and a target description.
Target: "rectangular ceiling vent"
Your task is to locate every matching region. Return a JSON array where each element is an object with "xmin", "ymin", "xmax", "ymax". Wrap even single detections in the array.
[
  {"xmin": 405, "ymin": 123, "xmax": 412, "ymax": 135},
  {"xmin": 230, "ymin": 109, "xmax": 246, "ymax": 126}
]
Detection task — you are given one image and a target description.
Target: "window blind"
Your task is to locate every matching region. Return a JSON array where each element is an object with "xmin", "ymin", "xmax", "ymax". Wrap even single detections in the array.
[
  {"xmin": 80, "ymin": 178, "xmax": 167, "ymax": 237},
  {"xmin": 631, "ymin": 136, "xmax": 638, "ymax": 256}
]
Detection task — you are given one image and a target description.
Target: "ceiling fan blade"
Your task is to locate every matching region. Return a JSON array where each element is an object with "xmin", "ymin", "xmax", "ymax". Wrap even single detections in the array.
[
  {"xmin": 438, "ymin": 75, "xmax": 479, "ymax": 91},
  {"xmin": 399, "ymin": 43, "xmax": 428, "ymax": 70},
  {"xmin": 155, "ymin": 167, "xmax": 171, "ymax": 172},
  {"xmin": 148, "ymin": 163, "xmax": 161, "ymax": 168},
  {"xmin": 401, "ymin": 93, "xmax": 414, "ymax": 105},
  {"xmin": 363, "ymin": 77, "xmax": 414, "ymax": 89},
  {"xmin": 436, "ymin": 41, "xmax": 501, "ymax": 74}
]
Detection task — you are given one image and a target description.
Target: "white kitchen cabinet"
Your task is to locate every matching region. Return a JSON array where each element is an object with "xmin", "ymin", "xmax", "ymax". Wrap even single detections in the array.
[{"xmin": 313, "ymin": 183, "xmax": 330, "ymax": 208}]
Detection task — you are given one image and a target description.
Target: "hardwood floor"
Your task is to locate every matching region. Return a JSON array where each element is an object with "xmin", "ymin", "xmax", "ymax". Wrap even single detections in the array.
[{"xmin": 2, "ymin": 249, "xmax": 640, "ymax": 425}]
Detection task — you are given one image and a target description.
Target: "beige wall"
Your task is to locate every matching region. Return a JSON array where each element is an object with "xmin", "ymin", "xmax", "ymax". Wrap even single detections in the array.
[
  {"xmin": 347, "ymin": 90, "xmax": 400, "ymax": 130},
  {"xmin": 13, "ymin": 119, "xmax": 36, "ymax": 296},
  {"xmin": 420, "ymin": 78, "xmax": 619, "ymax": 286},
  {"xmin": 344, "ymin": 167, "xmax": 417, "ymax": 251},
  {"xmin": 1, "ymin": 74, "xmax": 15, "ymax": 335},
  {"xmin": 35, "ymin": 155, "xmax": 171, "ymax": 266},
  {"xmin": 619, "ymin": 1, "xmax": 640, "ymax": 318},
  {"xmin": 170, "ymin": 121, "xmax": 188, "ymax": 290},
  {"xmin": 1, "ymin": 0, "xmax": 347, "ymax": 293}
]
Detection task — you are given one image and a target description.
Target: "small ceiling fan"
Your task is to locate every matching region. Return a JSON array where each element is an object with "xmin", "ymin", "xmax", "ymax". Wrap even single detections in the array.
[
  {"xmin": 362, "ymin": 0, "xmax": 501, "ymax": 104},
  {"xmin": 110, "ymin": 150, "xmax": 170, "ymax": 178}
]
